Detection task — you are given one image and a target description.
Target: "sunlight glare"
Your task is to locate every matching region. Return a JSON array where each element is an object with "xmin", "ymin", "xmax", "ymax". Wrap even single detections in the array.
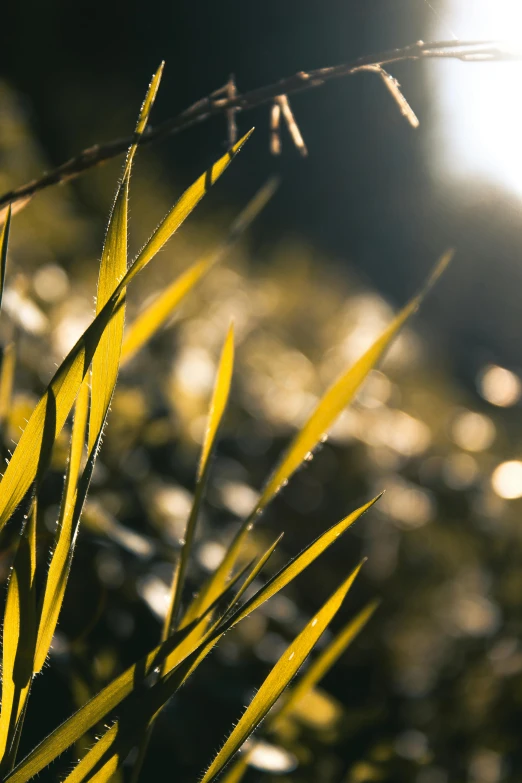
[{"xmin": 432, "ymin": 1, "xmax": 522, "ymax": 196}]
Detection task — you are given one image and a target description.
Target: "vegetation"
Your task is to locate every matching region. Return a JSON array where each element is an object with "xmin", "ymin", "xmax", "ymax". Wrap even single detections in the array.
[{"xmin": 0, "ymin": 60, "xmax": 520, "ymax": 783}]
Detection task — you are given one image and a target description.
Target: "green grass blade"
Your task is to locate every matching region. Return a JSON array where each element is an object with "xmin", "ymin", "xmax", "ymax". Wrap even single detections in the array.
[
  {"xmin": 0, "ymin": 204, "xmax": 11, "ymax": 312},
  {"xmin": 33, "ymin": 381, "xmax": 89, "ymax": 673},
  {"xmin": 176, "ymin": 499, "xmax": 377, "ymax": 672},
  {"xmin": 187, "ymin": 250, "xmax": 453, "ymax": 622},
  {"xmin": 0, "ymin": 133, "xmax": 252, "ymax": 534},
  {"xmin": 62, "ymin": 727, "xmax": 117, "ymax": 783},
  {"xmin": 0, "ymin": 501, "xmax": 37, "ymax": 769},
  {"xmin": 200, "ymin": 562, "xmax": 365, "ymax": 783}
]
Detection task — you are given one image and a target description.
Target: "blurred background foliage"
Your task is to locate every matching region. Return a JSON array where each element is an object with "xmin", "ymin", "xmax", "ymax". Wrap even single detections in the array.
[{"xmin": 2, "ymin": 2, "xmax": 522, "ymax": 782}]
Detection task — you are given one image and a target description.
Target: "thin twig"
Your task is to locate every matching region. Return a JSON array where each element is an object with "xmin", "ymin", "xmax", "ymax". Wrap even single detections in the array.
[
  {"xmin": 270, "ymin": 102, "xmax": 282, "ymax": 156},
  {"xmin": 226, "ymin": 74, "xmax": 238, "ymax": 148},
  {"xmin": 0, "ymin": 39, "xmax": 518, "ymax": 211},
  {"xmin": 360, "ymin": 65, "xmax": 420, "ymax": 128},
  {"xmin": 276, "ymin": 95, "xmax": 308, "ymax": 157}
]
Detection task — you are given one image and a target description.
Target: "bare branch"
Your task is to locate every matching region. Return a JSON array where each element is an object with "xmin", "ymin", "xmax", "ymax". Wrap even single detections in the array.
[{"xmin": 0, "ymin": 39, "xmax": 518, "ymax": 212}]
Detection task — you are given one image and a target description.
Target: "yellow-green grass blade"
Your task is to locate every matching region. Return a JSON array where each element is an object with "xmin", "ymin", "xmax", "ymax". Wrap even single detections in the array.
[
  {"xmin": 220, "ymin": 754, "xmax": 249, "ymax": 783},
  {"xmin": 0, "ymin": 132, "xmax": 252, "ymax": 534},
  {"xmin": 32, "ymin": 65, "xmax": 162, "ymax": 674},
  {"xmin": 187, "ymin": 250, "xmax": 453, "ymax": 623},
  {"xmin": 60, "ymin": 543, "xmax": 281, "ymax": 783},
  {"xmin": 103, "ymin": 503, "xmax": 375, "ymax": 772},
  {"xmin": 0, "ymin": 500, "xmax": 37, "ymax": 769},
  {"xmin": 160, "ymin": 534, "xmax": 282, "ymax": 682},
  {"xmin": 122, "ymin": 63, "xmax": 164, "ymax": 181},
  {"xmin": 33, "ymin": 381, "xmax": 90, "ymax": 673},
  {"xmin": 127, "ymin": 325, "xmax": 235, "ymax": 782},
  {"xmin": 7, "ymin": 496, "xmax": 370, "ymax": 783},
  {"xmin": 89, "ymin": 63, "xmax": 163, "ymax": 454},
  {"xmin": 257, "ymin": 249, "xmax": 452, "ymax": 512},
  {"xmin": 62, "ymin": 727, "xmax": 117, "ymax": 783},
  {"xmin": 88, "ymin": 182, "xmax": 128, "ymax": 456},
  {"xmin": 117, "ymin": 130, "xmax": 254, "ymax": 299},
  {"xmin": 165, "ymin": 500, "xmax": 377, "ymax": 675},
  {"xmin": 163, "ymin": 324, "xmax": 235, "ymax": 637},
  {"xmin": 223, "ymin": 176, "xmax": 279, "ymax": 245},
  {"xmin": 197, "ymin": 323, "xmax": 235, "ymax": 482},
  {"xmin": 5, "ymin": 564, "xmax": 254, "ymax": 783},
  {"xmin": 0, "ymin": 204, "xmax": 11, "ymax": 312},
  {"xmin": 200, "ymin": 562, "xmax": 365, "ymax": 783},
  {"xmin": 274, "ymin": 598, "xmax": 379, "ymax": 723},
  {"xmin": 0, "ymin": 342, "xmax": 16, "ymax": 438},
  {"xmin": 53, "ymin": 496, "xmax": 366, "ymax": 781},
  {"xmin": 221, "ymin": 599, "xmax": 379, "ymax": 783},
  {"xmin": 121, "ymin": 177, "xmax": 278, "ymax": 366},
  {"xmin": 121, "ymin": 257, "xmax": 211, "ymax": 365},
  {"xmin": 216, "ymin": 498, "xmax": 377, "ymax": 636}
]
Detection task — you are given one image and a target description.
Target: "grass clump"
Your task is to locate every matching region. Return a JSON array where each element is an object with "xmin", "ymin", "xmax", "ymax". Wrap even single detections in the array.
[{"xmin": 0, "ymin": 66, "xmax": 449, "ymax": 783}]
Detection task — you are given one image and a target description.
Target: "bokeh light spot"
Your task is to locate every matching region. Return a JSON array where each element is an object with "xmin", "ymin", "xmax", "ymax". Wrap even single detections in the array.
[
  {"xmin": 478, "ymin": 364, "xmax": 521, "ymax": 407},
  {"xmin": 491, "ymin": 460, "xmax": 522, "ymax": 499}
]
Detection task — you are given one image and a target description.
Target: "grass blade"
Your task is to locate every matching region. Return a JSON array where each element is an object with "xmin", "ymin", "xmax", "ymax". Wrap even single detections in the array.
[
  {"xmin": 33, "ymin": 381, "xmax": 89, "ymax": 673},
  {"xmin": 0, "ymin": 342, "xmax": 16, "ymax": 443},
  {"xmin": 0, "ymin": 204, "xmax": 11, "ymax": 312},
  {"xmin": 34, "ymin": 64, "xmax": 163, "ymax": 675},
  {"xmin": 221, "ymin": 599, "xmax": 379, "ymax": 783},
  {"xmin": 274, "ymin": 598, "xmax": 379, "ymax": 723},
  {"xmin": 62, "ymin": 541, "xmax": 282, "ymax": 783},
  {"xmin": 165, "ymin": 324, "xmax": 235, "ymax": 633},
  {"xmin": 89, "ymin": 63, "xmax": 163, "ymax": 454},
  {"xmin": 121, "ymin": 257, "xmax": 212, "ymax": 366},
  {"xmin": 7, "ymin": 495, "xmax": 373, "ymax": 782},
  {"xmin": 121, "ymin": 176, "xmax": 277, "ymax": 367},
  {"xmin": 257, "ymin": 250, "xmax": 452, "ymax": 512},
  {"xmin": 114, "ymin": 506, "xmax": 377, "ymax": 764},
  {"xmin": 5, "ymin": 564, "xmax": 253, "ymax": 783},
  {"xmin": 120, "ymin": 130, "xmax": 253, "ymax": 292},
  {"xmin": 200, "ymin": 562, "xmax": 365, "ymax": 783},
  {"xmin": 129, "ymin": 325, "xmax": 235, "ymax": 781},
  {"xmin": 0, "ymin": 132, "xmax": 252, "ymax": 534},
  {"xmin": 161, "ymin": 534, "xmax": 283, "ymax": 680},
  {"xmin": 186, "ymin": 250, "xmax": 453, "ymax": 623},
  {"xmin": 0, "ymin": 500, "xmax": 37, "ymax": 770}
]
